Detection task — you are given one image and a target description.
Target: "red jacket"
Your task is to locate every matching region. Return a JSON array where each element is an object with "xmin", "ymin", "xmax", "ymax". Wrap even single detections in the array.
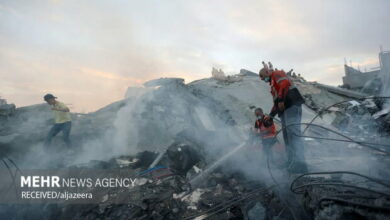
[
  {"xmin": 270, "ymin": 70, "xmax": 291, "ymax": 101},
  {"xmin": 269, "ymin": 70, "xmax": 305, "ymax": 117}
]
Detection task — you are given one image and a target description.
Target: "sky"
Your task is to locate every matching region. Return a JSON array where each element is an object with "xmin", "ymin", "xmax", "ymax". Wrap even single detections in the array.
[{"xmin": 1, "ymin": 0, "xmax": 389, "ymax": 112}]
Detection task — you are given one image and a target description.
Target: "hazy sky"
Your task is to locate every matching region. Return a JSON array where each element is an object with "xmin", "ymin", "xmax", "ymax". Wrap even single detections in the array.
[{"xmin": 1, "ymin": 0, "xmax": 389, "ymax": 112}]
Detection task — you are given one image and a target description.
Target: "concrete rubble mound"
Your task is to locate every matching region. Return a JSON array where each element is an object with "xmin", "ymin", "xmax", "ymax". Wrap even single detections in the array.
[{"xmin": 1, "ymin": 71, "xmax": 390, "ymax": 219}]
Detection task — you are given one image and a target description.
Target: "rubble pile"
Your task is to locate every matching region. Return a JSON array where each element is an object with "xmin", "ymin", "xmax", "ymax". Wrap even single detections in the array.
[
  {"xmin": 314, "ymin": 97, "xmax": 390, "ymax": 138},
  {"xmin": 292, "ymin": 79, "xmax": 346, "ymax": 112},
  {"xmin": 0, "ymin": 143, "xmax": 291, "ymax": 220},
  {"xmin": 1, "ymin": 71, "xmax": 390, "ymax": 219},
  {"xmin": 291, "ymin": 172, "xmax": 390, "ymax": 219},
  {"xmin": 291, "ymin": 76, "xmax": 390, "ymax": 139},
  {"xmin": 362, "ymin": 77, "xmax": 382, "ymax": 95}
]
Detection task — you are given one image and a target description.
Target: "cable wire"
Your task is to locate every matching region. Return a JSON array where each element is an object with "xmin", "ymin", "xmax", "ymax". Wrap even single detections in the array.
[
  {"xmin": 292, "ymin": 182, "xmax": 390, "ymax": 197},
  {"xmin": 276, "ymin": 123, "xmax": 390, "ymax": 156},
  {"xmin": 266, "ymin": 154, "xmax": 299, "ymax": 220},
  {"xmin": 318, "ymin": 197, "xmax": 390, "ymax": 212},
  {"xmin": 291, "ymin": 171, "xmax": 390, "ymax": 190}
]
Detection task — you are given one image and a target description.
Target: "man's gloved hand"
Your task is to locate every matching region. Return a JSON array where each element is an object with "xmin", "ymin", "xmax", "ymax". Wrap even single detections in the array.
[
  {"xmin": 263, "ymin": 115, "xmax": 273, "ymax": 127},
  {"xmin": 278, "ymin": 102, "xmax": 285, "ymax": 112},
  {"xmin": 263, "ymin": 119, "xmax": 273, "ymax": 127}
]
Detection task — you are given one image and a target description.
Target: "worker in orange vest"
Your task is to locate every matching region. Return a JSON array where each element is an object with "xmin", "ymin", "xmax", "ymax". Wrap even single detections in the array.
[
  {"xmin": 253, "ymin": 108, "xmax": 277, "ymax": 163},
  {"xmin": 259, "ymin": 61, "xmax": 308, "ymax": 173}
]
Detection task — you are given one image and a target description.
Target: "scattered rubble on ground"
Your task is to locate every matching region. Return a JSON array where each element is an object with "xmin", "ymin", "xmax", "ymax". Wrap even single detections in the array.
[
  {"xmin": 1, "ymin": 70, "xmax": 390, "ymax": 219},
  {"xmin": 289, "ymin": 74, "xmax": 390, "ymax": 139},
  {"xmin": 0, "ymin": 144, "xmax": 288, "ymax": 220},
  {"xmin": 292, "ymin": 172, "xmax": 390, "ymax": 220}
]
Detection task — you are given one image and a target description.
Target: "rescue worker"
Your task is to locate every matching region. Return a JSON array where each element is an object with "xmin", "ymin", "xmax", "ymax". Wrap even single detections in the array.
[
  {"xmin": 268, "ymin": 61, "xmax": 274, "ymax": 71},
  {"xmin": 259, "ymin": 62, "xmax": 308, "ymax": 173},
  {"xmin": 253, "ymin": 108, "xmax": 277, "ymax": 163},
  {"xmin": 286, "ymin": 69, "xmax": 293, "ymax": 77},
  {"xmin": 43, "ymin": 94, "xmax": 72, "ymax": 148}
]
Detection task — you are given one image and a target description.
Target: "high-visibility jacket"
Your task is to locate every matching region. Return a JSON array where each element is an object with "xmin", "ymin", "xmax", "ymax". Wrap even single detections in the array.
[
  {"xmin": 254, "ymin": 117, "xmax": 276, "ymax": 139},
  {"xmin": 271, "ymin": 70, "xmax": 291, "ymax": 102},
  {"xmin": 269, "ymin": 70, "xmax": 305, "ymax": 117}
]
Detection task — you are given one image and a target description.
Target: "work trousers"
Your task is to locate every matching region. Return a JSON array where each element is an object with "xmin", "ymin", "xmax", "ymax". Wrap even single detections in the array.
[
  {"xmin": 280, "ymin": 104, "xmax": 308, "ymax": 173},
  {"xmin": 44, "ymin": 121, "xmax": 72, "ymax": 148}
]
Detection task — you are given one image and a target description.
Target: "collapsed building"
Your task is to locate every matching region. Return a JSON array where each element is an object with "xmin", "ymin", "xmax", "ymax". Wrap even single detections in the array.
[
  {"xmin": 342, "ymin": 49, "xmax": 390, "ymax": 96},
  {"xmin": 0, "ymin": 98, "xmax": 15, "ymax": 117},
  {"xmin": 0, "ymin": 68, "xmax": 390, "ymax": 219},
  {"xmin": 342, "ymin": 64, "xmax": 380, "ymax": 91}
]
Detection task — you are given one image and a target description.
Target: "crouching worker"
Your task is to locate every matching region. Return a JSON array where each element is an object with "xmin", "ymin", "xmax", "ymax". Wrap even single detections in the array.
[
  {"xmin": 43, "ymin": 94, "xmax": 72, "ymax": 148},
  {"xmin": 253, "ymin": 108, "xmax": 277, "ymax": 164}
]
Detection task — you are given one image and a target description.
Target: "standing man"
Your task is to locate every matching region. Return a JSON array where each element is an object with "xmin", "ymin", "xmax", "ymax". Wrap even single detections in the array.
[
  {"xmin": 253, "ymin": 108, "xmax": 277, "ymax": 164},
  {"xmin": 43, "ymin": 94, "xmax": 72, "ymax": 148},
  {"xmin": 259, "ymin": 63, "xmax": 307, "ymax": 173}
]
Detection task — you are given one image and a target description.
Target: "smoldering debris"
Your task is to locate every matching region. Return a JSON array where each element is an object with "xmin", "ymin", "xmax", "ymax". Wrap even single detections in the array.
[
  {"xmin": 1, "ymin": 72, "xmax": 390, "ymax": 219},
  {"xmin": 291, "ymin": 172, "xmax": 390, "ymax": 219},
  {"xmin": 0, "ymin": 142, "xmax": 287, "ymax": 220},
  {"xmin": 2, "ymin": 142, "xmax": 389, "ymax": 219}
]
